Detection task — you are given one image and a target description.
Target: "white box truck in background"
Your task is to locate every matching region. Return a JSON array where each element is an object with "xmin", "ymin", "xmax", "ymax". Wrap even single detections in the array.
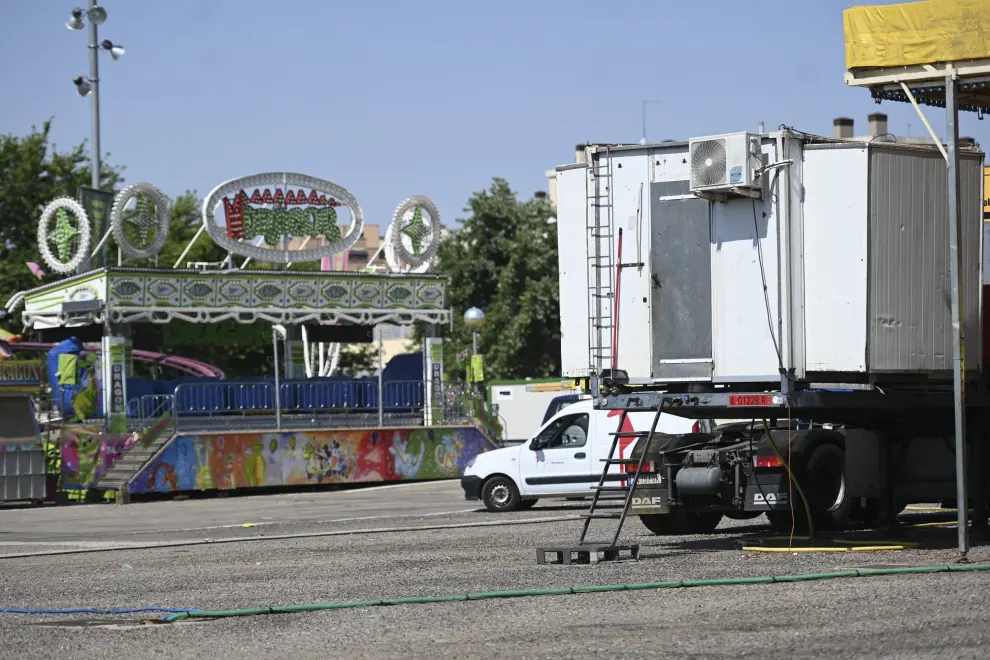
[{"xmin": 488, "ymin": 379, "xmax": 585, "ymax": 445}]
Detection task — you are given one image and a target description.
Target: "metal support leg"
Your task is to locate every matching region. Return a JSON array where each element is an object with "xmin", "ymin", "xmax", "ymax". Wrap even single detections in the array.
[
  {"xmin": 273, "ymin": 329, "xmax": 282, "ymax": 432},
  {"xmin": 946, "ymin": 72, "xmax": 970, "ymax": 558},
  {"xmin": 377, "ymin": 326, "xmax": 384, "ymax": 427},
  {"xmin": 971, "ymin": 409, "xmax": 987, "ymax": 539},
  {"xmin": 877, "ymin": 434, "xmax": 896, "ymax": 533}
]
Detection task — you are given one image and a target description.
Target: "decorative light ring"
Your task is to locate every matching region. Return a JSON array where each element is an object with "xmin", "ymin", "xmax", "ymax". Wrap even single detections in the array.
[
  {"xmin": 37, "ymin": 197, "xmax": 91, "ymax": 274},
  {"xmin": 388, "ymin": 195, "xmax": 441, "ymax": 271},
  {"xmin": 384, "ymin": 223, "xmax": 432, "ymax": 274},
  {"xmin": 201, "ymin": 172, "xmax": 365, "ymax": 264},
  {"xmin": 110, "ymin": 182, "xmax": 171, "ymax": 260}
]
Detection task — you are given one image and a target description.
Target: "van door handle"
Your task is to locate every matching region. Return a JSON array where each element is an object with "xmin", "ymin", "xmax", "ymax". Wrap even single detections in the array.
[{"xmin": 574, "ymin": 452, "xmax": 586, "ymax": 459}]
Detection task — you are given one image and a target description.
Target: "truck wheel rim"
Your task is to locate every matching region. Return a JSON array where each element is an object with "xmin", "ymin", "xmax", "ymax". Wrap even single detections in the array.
[
  {"xmin": 491, "ymin": 484, "xmax": 510, "ymax": 506},
  {"xmin": 814, "ymin": 454, "xmax": 846, "ymax": 513},
  {"xmin": 828, "ymin": 473, "xmax": 846, "ymax": 512}
]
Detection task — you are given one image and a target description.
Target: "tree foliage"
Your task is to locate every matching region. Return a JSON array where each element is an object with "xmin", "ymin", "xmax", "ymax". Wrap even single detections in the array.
[
  {"xmin": 336, "ymin": 343, "xmax": 379, "ymax": 376},
  {"xmin": 433, "ymin": 178, "xmax": 560, "ymax": 381},
  {"xmin": 0, "ymin": 119, "xmax": 123, "ymax": 313}
]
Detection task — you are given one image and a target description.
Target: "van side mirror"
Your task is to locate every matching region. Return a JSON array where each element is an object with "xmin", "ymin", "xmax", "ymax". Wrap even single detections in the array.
[{"xmin": 530, "ymin": 439, "xmax": 542, "ymax": 451}]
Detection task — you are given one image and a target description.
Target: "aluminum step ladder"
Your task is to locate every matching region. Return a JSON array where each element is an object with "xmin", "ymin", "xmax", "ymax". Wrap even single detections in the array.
[{"xmin": 536, "ymin": 407, "xmax": 664, "ymax": 564}]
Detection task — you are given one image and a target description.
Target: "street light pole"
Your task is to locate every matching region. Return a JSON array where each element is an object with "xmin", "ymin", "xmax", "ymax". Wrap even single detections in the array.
[
  {"xmin": 463, "ymin": 307, "xmax": 486, "ymax": 394},
  {"xmin": 272, "ymin": 324, "xmax": 286, "ymax": 431},
  {"xmin": 87, "ymin": 0, "xmax": 101, "ymax": 193},
  {"xmin": 68, "ymin": 4, "xmax": 124, "ymax": 272}
]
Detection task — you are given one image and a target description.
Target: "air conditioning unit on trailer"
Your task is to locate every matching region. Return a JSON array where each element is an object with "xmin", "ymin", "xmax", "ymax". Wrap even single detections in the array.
[{"xmin": 688, "ymin": 132, "xmax": 762, "ymax": 196}]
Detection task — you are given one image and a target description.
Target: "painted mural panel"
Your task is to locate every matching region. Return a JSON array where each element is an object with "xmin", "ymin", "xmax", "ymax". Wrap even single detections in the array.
[{"xmin": 129, "ymin": 427, "xmax": 491, "ymax": 495}]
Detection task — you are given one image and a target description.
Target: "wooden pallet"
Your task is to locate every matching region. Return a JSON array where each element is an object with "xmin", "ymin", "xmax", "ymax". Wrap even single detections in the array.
[{"xmin": 536, "ymin": 543, "xmax": 640, "ymax": 565}]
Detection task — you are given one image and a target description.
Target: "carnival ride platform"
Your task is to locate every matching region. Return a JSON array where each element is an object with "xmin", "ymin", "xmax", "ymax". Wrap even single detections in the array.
[{"xmin": 15, "ymin": 266, "xmax": 450, "ymax": 331}]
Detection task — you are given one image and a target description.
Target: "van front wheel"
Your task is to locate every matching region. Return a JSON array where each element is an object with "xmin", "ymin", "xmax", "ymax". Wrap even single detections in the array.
[{"xmin": 482, "ymin": 476, "xmax": 521, "ymax": 512}]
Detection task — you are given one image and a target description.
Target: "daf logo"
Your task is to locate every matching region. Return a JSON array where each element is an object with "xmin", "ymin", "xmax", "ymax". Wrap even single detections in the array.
[
  {"xmin": 632, "ymin": 497, "xmax": 665, "ymax": 506},
  {"xmin": 753, "ymin": 492, "xmax": 788, "ymax": 505}
]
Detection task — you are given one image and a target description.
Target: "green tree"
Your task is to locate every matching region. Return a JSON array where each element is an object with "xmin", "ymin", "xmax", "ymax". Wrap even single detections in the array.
[
  {"xmin": 0, "ymin": 119, "xmax": 123, "ymax": 323},
  {"xmin": 432, "ymin": 178, "xmax": 560, "ymax": 381}
]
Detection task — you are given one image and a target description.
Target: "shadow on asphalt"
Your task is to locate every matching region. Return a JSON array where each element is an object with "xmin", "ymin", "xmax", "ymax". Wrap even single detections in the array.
[{"xmin": 636, "ymin": 514, "xmax": 990, "ymax": 557}]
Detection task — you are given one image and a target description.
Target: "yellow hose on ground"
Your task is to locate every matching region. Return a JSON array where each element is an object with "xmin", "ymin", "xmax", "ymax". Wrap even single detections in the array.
[{"xmin": 741, "ymin": 545, "xmax": 909, "ymax": 552}]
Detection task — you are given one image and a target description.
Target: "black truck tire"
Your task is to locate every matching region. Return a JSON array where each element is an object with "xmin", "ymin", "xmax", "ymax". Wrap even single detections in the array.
[
  {"xmin": 640, "ymin": 510, "xmax": 723, "ymax": 536},
  {"xmin": 724, "ymin": 511, "xmax": 763, "ymax": 521},
  {"xmin": 767, "ymin": 442, "xmax": 852, "ymax": 532},
  {"xmin": 482, "ymin": 476, "xmax": 521, "ymax": 512},
  {"xmin": 805, "ymin": 442, "xmax": 852, "ymax": 530}
]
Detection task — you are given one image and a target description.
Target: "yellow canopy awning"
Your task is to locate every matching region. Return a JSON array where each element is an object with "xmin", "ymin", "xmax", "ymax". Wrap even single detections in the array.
[{"xmin": 844, "ymin": 0, "xmax": 990, "ymax": 71}]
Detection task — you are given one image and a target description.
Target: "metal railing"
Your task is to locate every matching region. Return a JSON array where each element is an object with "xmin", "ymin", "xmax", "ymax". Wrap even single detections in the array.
[
  {"xmin": 41, "ymin": 374, "xmax": 498, "ymax": 441},
  {"xmin": 124, "ymin": 379, "xmax": 448, "ymax": 434}
]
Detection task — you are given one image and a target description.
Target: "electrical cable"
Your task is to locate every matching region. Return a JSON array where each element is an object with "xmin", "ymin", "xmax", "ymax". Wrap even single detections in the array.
[
  {"xmin": 762, "ymin": 419, "xmax": 813, "ymax": 544},
  {"xmin": 752, "ymin": 199, "xmax": 783, "ymax": 372},
  {"xmin": 747, "ymin": 420, "xmax": 774, "ymax": 518},
  {"xmin": 750, "ymin": 192, "xmax": 801, "ymax": 547},
  {"xmin": 0, "ymin": 606, "xmax": 200, "ymax": 615},
  {"xmin": 156, "ymin": 563, "xmax": 990, "ymax": 623}
]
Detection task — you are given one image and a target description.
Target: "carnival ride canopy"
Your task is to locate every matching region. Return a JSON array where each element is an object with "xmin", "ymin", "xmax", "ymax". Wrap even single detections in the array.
[
  {"xmin": 844, "ymin": 0, "xmax": 990, "ymax": 71},
  {"xmin": 844, "ymin": 0, "xmax": 990, "ymax": 114}
]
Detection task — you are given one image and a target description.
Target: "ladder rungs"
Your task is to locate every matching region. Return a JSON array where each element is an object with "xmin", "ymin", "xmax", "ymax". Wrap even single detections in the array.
[
  {"xmin": 594, "ymin": 485, "xmax": 631, "ymax": 492},
  {"xmin": 601, "ymin": 458, "xmax": 643, "ymax": 465},
  {"xmin": 609, "ymin": 431, "xmax": 648, "ymax": 437},
  {"xmin": 581, "ymin": 512, "xmax": 623, "ymax": 519}
]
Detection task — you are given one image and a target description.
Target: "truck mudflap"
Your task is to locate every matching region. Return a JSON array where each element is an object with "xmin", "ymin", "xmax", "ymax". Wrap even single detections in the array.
[
  {"xmin": 630, "ymin": 490, "xmax": 670, "ymax": 514},
  {"xmin": 629, "ymin": 477, "xmax": 670, "ymax": 514},
  {"xmin": 743, "ymin": 471, "xmax": 792, "ymax": 511}
]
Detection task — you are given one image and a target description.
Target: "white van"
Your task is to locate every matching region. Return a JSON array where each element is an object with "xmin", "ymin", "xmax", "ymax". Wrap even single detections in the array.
[{"xmin": 461, "ymin": 399, "xmax": 698, "ymax": 512}]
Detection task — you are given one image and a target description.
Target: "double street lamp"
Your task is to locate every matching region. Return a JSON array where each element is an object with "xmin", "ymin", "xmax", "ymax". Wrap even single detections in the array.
[{"xmin": 66, "ymin": 3, "xmax": 125, "ymax": 195}]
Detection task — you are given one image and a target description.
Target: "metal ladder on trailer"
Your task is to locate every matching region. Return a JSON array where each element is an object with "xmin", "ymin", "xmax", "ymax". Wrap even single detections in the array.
[
  {"xmin": 536, "ymin": 406, "xmax": 664, "ymax": 565},
  {"xmin": 586, "ymin": 147, "xmax": 615, "ymax": 375}
]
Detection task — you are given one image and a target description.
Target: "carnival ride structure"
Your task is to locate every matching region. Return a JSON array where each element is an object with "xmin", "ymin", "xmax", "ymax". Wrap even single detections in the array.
[{"xmin": 2, "ymin": 172, "xmax": 492, "ymax": 500}]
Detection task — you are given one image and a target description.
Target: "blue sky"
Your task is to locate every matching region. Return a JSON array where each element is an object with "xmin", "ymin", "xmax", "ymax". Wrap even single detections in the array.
[{"xmin": 3, "ymin": 0, "xmax": 988, "ymax": 231}]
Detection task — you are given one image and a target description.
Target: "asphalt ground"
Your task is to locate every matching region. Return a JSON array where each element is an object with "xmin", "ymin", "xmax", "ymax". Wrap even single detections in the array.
[{"xmin": 1, "ymin": 481, "xmax": 989, "ymax": 659}]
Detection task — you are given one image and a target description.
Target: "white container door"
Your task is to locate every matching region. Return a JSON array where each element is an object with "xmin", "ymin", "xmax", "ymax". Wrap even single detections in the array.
[{"xmin": 649, "ymin": 182, "xmax": 714, "ymax": 381}]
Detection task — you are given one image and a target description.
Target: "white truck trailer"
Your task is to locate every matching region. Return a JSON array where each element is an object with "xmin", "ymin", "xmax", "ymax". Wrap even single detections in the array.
[{"xmin": 552, "ymin": 128, "xmax": 988, "ymax": 543}]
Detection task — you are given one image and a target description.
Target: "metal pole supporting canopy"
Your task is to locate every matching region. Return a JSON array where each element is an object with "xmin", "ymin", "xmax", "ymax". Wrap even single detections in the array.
[{"xmin": 945, "ymin": 73, "xmax": 971, "ymax": 556}]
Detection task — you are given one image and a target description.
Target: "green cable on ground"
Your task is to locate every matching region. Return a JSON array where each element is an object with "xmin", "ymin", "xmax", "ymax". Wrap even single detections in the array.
[{"xmin": 161, "ymin": 563, "xmax": 990, "ymax": 623}]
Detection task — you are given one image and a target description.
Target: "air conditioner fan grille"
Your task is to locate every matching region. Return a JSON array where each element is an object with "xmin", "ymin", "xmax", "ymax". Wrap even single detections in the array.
[{"xmin": 690, "ymin": 139, "xmax": 727, "ymax": 187}]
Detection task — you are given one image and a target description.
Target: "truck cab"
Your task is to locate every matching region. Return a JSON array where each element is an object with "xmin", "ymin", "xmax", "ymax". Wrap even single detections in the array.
[{"xmin": 461, "ymin": 399, "xmax": 696, "ymax": 512}]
